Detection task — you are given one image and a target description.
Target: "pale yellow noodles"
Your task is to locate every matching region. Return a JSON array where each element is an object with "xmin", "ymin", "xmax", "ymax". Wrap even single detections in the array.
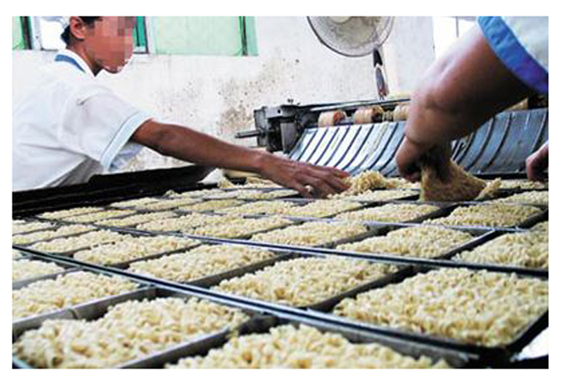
[
  {"xmin": 335, "ymin": 203, "xmax": 439, "ymax": 223},
  {"xmin": 31, "ymin": 230, "xmax": 124, "ymax": 253},
  {"xmin": 12, "ymin": 259, "xmax": 64, "ymax": 282},
  {"xmin": 96, "ymin": 211, "xmax": 178, "ymax": 228},
  {"xmin": 136, "ymin": 213, "xmax": 234, "ymax": 232},
  {"xmin": 454, "ymin": 231, "xmax": 548, "ymax": 269},
  {"xmin": 489, "ymin": 191, "xmax": 548, "ymax": 206},
  {"xmin": 333, "ymin": 268, "xmax": 548, "ymax": 347},
  {"xmin": 13, "ymin": 225, "xmax": 95, "ymax": 245},
  {"xmin": 216, "ymin": 200, "xmax": 296, "ymax": 216},
  {"xmin": 73, "ymin": 236, "xmax": 200, "ymax": 265},
  {"xmin": 424, "ymin": 204, "xmax": 541, "ymax": 227},
  {"xmin": 275, "ymin": 200, "xmax": 362, "ymax": 218},
  {"xmin": 13, "ymin": 297, "xmax": 248, "ymax": 368},
  {"xmin": 129, "ymin": 245, "xmax": 277, "ymax": 282},
  {"xmin": 205, "ymin": 189, "xmax": 297, "ymax": 200},
  {"xmin": 498, "ymin": 180, "xmax": 547, "ymax": 190},
  {"xmin": 13, "ymin": 220, "xmax": 54, "ymax": 235},
  {"xmin": 167, "ymin": 188, "xmax": 227, "ymax": 198},
  {"xmin": 215, "ymin": 256, "xmax": 397, "ymax": 307},
  {"xmin": 334, "ymin": 171, "xmax": 393, "ymax": 197},
  {"xmin": 338, "ymin": 189, "xmax": 417, "ymax": 202},
  {"xmin": 251, "ymin": 221, "xmax": 368, "ymax": 247},
  {"xmin": 131, "ymin": 197, "xmax": 202, "ymax": 211},
  {"xmin": 63, "ymin": 209, "xmax": 137, "ymax": 223},
  {"xmin": 191, "ymin": 216, "xmax": 293, "ymax": 238},
  {"xmin": 39, "ymin": 207, "xmax": 104, "ymax": 220},
  {"xmin": 180, "ymin": 199, "xmax": 245, "ymax": 212},
  {"xmin": 12, "ymin": 271, "xmax": 137, "ymax": 320},
  {"xmin": 169, "ymin": 325, "xmax": 449, "ymax": 369},
  {"xmin": 109, "ymin": 197, "xmax": 159, "ymax": 208},
  {"xmin": 336, "ymin": 226, "xmax": 472, "ymax": 258}
]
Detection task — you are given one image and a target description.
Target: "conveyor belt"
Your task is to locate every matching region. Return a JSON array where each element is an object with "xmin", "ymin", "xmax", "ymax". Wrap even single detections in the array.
[{"xmin": 289, "ymin": 108, "xmax": 548, "ymax": 177}]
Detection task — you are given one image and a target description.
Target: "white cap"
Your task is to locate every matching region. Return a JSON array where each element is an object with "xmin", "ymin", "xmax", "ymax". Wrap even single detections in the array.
[{"xmin": 42, "ymin": 16, "xmax": 70, "ymax": 29}]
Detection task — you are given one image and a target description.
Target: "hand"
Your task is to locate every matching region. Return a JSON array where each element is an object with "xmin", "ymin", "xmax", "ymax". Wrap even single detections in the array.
[
  {"xmin": 526, "ymin": 142, "xmax": 548, "ymax": 182},
  {"xmin": 396, "ymin": 137, "xmax": 452, "ymax": 182},
  {"xmin": 259, "ymin": 154, "xmax": 350, "ymax": 198}
]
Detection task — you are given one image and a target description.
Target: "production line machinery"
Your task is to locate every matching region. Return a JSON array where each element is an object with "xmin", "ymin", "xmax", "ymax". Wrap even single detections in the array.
[{"xmin": 237, "ymin": 96, "xmax": 548, "ymax": 178}]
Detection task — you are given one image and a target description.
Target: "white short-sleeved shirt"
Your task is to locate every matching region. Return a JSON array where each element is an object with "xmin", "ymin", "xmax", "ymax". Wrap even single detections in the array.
[{"xmin": 13, "ymin": 49, "xmax": 152, "ymax": 191}]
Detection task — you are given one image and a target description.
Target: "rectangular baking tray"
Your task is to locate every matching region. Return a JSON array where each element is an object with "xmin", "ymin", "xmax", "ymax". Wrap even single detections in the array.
[
  {"xmin": 226, "ymin": 198, "xmax": 371, "ymax": 220},
  {"xmin": 445, "ymin": 228, "xmax": 548, "ymax": 277},
  {"xmin": 12, "ymin": 218, "xmax": 60, "ymax": 236},
  {"xmin": 12, "ymin": 255, "xmax": 79, "ymax": 288},
  {"xmin": 199, "ymin": 188, "xmax": 302, "ymax": 201},
  {"xmin": 11, "ymin": 225, "xmax": 98, "ymax": 247},
  {"xmin": 12, "ymin": 285, "xmax": 261, "ymax": 369},
  {"xmin": 17, "ymin": 228, "xmax": 202, "ymax": 265},
  {"xmin": 222, "ymin": 220, "xmax": 489, "ymax": 260},
  {"xmin": 303, "ymin": 265, "xmax": 548, "ymax": 365},
  {"xmin": 118, "ymin": 243, "xmax": 297, "ymax": 286},
  {"xmin": 287, "ymin": 200, "xmax": 454, "ymax": 226},
  {"xmin": 421, "ymin": 202, "xmax": 548, "ymax": 231},
  {"xmin": 205, "ymin": 254, "xmax": 413, "ymax": 312},
  {"xmin": 126, "ymin": 314, "xmax": 477, "ymax": 368},
  {"xmin": 12, "ymin": 266, "xmax": 151, "ymax": 329}
]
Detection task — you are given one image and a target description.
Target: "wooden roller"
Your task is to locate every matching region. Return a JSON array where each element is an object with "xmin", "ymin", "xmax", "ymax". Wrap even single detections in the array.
[
  {"xmin": 507, "ymin": 99, "xmax": 529, "ymax": 111},
  {"xmin": 392, "ymin": 104, "xmax": 410, "ymax": 121},
  {"xmin": 354, "ymin": 105, "xmax": 384, "ymax": 124},
  {"xmin": 318, "ymin": 110, "xmax": 347, "ymax": 127}
]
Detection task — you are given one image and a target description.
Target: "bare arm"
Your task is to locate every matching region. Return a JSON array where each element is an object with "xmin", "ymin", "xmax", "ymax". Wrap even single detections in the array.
[
  {"xmin": 396, "ymin": 24, "xmax": 534, "ymax": 181},
  {"xmin": 131, "ymin": 120, "xmax": 349, "ymax": 197},
  {"xmin": 526, "ymin": 141, "xmax": 548, "ymax": 182}
]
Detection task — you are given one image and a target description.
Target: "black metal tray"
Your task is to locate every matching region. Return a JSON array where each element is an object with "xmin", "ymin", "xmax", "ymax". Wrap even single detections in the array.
[
  {"xmin": 421, "ymin": 202, "xmax": 548, "ymax": 231},
  {"xmin": 133, "ymin": 314, "xmax": 477, "ymax": 368},
  {"xmin": 12, "ymin": 285, "xmax": 257, "ymax": 369},
  {"xmin": 12, "ymin": 266, "xmax": 152, "ymax": 331},
  {"xmin": 202, "ymin": 253, "xmax": 413, "ymax": 311},
  {"xmin": 12, "ymin": 255, "xmax": 79, "ymax": 289},
  {"xmin": 304, "ymin": 265, "xmax": 548, "ymax": 365}
]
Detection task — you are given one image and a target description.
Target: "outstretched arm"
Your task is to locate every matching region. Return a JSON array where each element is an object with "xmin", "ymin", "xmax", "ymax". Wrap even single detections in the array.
[
  {"xmin": 131, "ymin": 120, "xmax": 349, "ymax": 197},
  {"xmin": 526, "ymin": 141, "xmax": 548, "ymax": 182},
  {"xmin": 396, "ymin": 24, "xmax": 533, "ymax": 182}
]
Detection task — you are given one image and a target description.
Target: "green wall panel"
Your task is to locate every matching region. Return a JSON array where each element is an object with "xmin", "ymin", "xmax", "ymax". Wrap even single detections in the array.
[{"xmin": 151, "ymin": 17, "xmax": 244, "ymax": 56}]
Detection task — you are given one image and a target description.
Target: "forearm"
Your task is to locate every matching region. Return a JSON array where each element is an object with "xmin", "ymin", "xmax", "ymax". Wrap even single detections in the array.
[
  {"xmin": 134, "ymin": 121, "xmax": 271, "ymax": 174},
  {"xmin": 131, "ymin": 120, "xmax": 350, "ymax": 197},
  {"xmin": 404, "ymin": 24, "xmax": 533, "ymax": 153}
]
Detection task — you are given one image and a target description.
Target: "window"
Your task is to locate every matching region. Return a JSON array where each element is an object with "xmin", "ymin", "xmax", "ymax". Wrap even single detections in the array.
[
  {"xmin": 12, "ymin": 17, "xmax": 257, "ymax": 57},
  {"xmin": 20, "ymin": 17, "xmax": 148, "ymax": 52},
  {"xmin": 147, "ymin": 16, "xmax": 257, "ymax": 56},
  {"xmin": 432, "ymin": 16, "xmax": 476, "ymax": 57}
]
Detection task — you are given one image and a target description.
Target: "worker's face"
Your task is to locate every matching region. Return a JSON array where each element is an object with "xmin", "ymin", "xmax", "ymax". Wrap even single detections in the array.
[{"xmin": 81, "ymin": 17, "xmax": 136, "ymax": 73}]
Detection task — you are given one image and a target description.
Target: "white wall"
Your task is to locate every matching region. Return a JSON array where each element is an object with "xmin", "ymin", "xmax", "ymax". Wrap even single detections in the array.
[
  {"xmin": 383, "ymin": 17, "xmax": 435, "ymax": 93},
  {"xmin": 12, "ymin": 16, "xmax": 436, "ymax": 176}
]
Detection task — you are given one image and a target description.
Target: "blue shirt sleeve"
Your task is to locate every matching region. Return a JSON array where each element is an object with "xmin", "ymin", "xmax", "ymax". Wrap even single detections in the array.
[{"xmin": 478, "ymin": 16, "xmax": 548, "ymax": 94}]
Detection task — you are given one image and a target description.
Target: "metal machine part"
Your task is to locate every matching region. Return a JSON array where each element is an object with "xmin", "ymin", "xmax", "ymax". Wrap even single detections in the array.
[
  {"xmin": 236, "ymin": 98, "xmax": 410, "ymax": 152},
  {"xmin": 238, "ymin": 101, "xmax": 548, "ymax": 177}
]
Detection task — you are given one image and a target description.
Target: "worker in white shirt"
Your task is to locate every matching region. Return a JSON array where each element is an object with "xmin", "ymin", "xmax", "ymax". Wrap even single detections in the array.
[{"xmin": 13, "ymin": 16, "xmax": 349, "ymax": 197}]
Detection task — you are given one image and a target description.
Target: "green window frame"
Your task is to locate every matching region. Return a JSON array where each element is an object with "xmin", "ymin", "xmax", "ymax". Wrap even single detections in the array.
[
  {"xmin": 147, "ymin": 16, "xmax": 258, "ymax": 57},
  {"xmin": 133, "ymin": 16, "xmax": 148, "ymax": 53},
  {"xmin": 13, "ymin": 16, "xmax": 255, "ymax": 57},
  {"xmin": 12, "ymin": 17, "xmax": 31, "ymax": 50}
]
